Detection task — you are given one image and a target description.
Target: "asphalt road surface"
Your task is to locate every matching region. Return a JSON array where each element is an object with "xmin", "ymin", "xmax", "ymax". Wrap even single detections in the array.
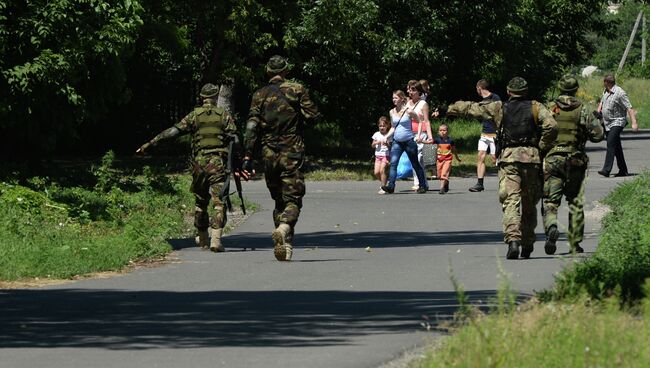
[{"xmin": 2, "ymin": 132, "xmax": 649, "ymax": 368}]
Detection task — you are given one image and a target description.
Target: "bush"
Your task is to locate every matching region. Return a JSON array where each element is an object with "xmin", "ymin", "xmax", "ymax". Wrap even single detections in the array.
[
  {"xmin": 0, "ymin": 164, "xmax": 194, "ymax": 280},
  {"xmin": 550, "ymin": 172, "xmax": 650, "ymax": 301}
]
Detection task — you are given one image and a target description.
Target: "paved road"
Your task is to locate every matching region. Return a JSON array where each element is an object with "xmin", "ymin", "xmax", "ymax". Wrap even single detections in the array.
[{"xmin": 2, "ymin": 133, "xmax": 649, "ymax": 368}]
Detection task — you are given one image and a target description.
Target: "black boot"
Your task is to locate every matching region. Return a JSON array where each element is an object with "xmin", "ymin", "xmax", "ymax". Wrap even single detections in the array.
[
  {"xmin": 571, "ymin": 243, "xmax": 584, "ymax": 254},
  {"xmin": 506, "ymin": 241, "xmax": 520, "ymax": 259},
  {"xmin": 544, "ymin": 225, "xmax": 559, "ymax": 255},
  {"xmin": 520, "ymin": 244, "xmax": 533, "ymax": 259},
  {"xmin": 468, "ymin": 183, "xmax": 484, "ymax": 192}
]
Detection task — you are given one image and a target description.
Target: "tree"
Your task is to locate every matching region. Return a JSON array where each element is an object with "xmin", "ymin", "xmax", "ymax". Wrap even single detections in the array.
[{"xmin": 0, "ymin": 0, "xmax": 142, "ymax": 157}]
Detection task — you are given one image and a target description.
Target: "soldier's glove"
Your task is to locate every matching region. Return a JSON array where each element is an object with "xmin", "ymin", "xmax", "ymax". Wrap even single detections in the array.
[
  {"xmin": 136, "ymin": 142, "xmax": 151, "ymax": 155},
  {"xmin": 238, "ymin": 159, "xmax": 255, "ymax": 180},
  {"xmin": 593, "ymin": 111, "xmax": 603, "ymax": 120}
]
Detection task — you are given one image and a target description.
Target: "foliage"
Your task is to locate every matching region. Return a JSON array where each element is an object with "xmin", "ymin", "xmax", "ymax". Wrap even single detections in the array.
[
  {"xmin": 548, "ymin": 171, "xmax": 650, "ymax": 302},
  {"xmin": 579, "ymin": 76, "xmax": 650, "ymax": 128},
  {"xmin": 416, "ymin": 290, "xmax": 650, "ymax": 367},
  {"xmin": 1, "ymin": 0, "xmax": 610, "ymax": 158},
  {"xmin": 0, "ymin": 156, "xmax": 256, "ymax": 281},
  {"xmin": 0, "ymin": 0, "xmax": 143, "ymax": 157},
  {"xmin": 587, "ymin": 0, "xmax": 649, "ymax": 75}
]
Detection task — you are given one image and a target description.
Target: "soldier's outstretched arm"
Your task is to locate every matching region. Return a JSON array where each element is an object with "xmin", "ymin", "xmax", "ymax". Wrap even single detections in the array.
[
  {"xmin": 136, "ymin": 126, "xmax": 181, "ymax": 154},
  {"xmin": 447, "ymin": 100, "xmax": 502, "ymax": 125}
]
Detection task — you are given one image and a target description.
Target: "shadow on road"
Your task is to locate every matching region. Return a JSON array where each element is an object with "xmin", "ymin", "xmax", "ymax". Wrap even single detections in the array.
[
  {"xmin": 0, "ymin": 288, "xmax": 521, "ymax": 350},
  {"xmin": 218, "ymin": 230, "xmax": 505, "ymax": 251}
]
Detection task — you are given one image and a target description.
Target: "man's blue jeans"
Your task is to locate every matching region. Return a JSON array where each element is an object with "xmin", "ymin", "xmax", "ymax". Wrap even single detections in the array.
[{"xmin": 386, "ymin": 139, "xmax": 427, "ymax": 190}]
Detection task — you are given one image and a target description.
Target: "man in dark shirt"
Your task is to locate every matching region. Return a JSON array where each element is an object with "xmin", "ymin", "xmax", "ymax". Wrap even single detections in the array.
[{"xmin": 469, "ymin": 79, "xmax": 501, "ymax": 192}]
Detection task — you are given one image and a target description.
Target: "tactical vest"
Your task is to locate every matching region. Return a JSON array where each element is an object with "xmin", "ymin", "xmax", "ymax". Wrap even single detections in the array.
[
  {"xmin": 501, "ymin": 100, "xmax": 539, "ymax": 148},
  {"xmin": 192, "ymin": 106, "xmax": 227, "ymax": 157},
  {"xmin": 549, "ymin": 103, "xmax": 581, "ymax": 154}
]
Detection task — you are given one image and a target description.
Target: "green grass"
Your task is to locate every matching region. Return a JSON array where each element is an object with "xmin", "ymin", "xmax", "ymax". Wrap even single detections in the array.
[
  {"xmin": 415, "ymin": 294, "xmax": 650, "ymax": 368},
  {"xmin": 0, "ymin": 153, "xmax": 257, "ymax": 281},
  {"xmin": 578, "ymin": 76, "xmax": 650, "ymax": 128}
]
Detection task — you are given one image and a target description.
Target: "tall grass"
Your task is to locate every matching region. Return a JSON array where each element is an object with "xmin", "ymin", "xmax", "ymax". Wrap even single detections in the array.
[
  {"xmin": 416, "ymin": 292, "xmax": 650, "ymax": 368},
  {"xmin": 578, "ymin": 76, "xmax": 650, "ymax": 128},
  {"xmin": 547, "ymin": 171, "xmax": 650, "ymax": 301},
  {"xmin": 0, "ymin": 152, "xmax": 255, "ymax": 281}
]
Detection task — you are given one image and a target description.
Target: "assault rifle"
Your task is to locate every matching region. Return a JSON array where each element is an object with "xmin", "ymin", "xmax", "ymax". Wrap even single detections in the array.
[{"xmin": 220, "ymin": 134, "xmax": 246, "ymax": 215}]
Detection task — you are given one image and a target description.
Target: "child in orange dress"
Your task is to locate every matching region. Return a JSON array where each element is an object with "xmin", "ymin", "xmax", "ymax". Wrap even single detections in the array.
[{"xmin": 433, "ymin": 124, "xmax": 461, "ymax": 194}]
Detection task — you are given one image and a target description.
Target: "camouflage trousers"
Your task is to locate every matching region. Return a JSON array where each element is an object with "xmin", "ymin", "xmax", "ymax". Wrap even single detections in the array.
[
  {"xmin": 542, "ymin": 153, "xmax": 588, "ymax": 246},
  {"xmin": 190, "ymin": 155, "xmax": 227, "ymax": 231},
  {"xmin": 263, "ymin": 146, "xmax": 305, "ymax": 244},
  {"xmin": 498, "ymin": 163, "xmax": 542, "ymax": 244}
]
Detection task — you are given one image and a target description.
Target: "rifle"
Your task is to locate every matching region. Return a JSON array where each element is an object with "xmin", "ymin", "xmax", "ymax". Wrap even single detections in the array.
[{"xmin": 219, "ymin": 135, "xmax": 246, "ymax": 215}]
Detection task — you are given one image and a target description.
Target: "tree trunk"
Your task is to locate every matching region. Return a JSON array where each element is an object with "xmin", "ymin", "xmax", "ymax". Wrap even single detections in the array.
[{"xmin": 217, "ymin": 79, "xmax": 235, "ymax": 116}]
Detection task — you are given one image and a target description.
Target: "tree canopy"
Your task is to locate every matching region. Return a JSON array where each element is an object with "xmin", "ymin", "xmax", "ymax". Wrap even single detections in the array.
[{"xmin": 0, "ymin": 0, "xmax": 610, "ymax": 158}]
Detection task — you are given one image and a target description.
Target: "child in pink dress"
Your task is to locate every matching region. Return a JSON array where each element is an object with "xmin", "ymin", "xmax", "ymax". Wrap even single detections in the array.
[{"xmin": 372, "ymin": 116, "xmax": 392, "ymax": 194}]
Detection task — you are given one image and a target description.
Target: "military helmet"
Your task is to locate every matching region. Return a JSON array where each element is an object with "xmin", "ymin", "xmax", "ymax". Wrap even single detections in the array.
[
  {"xmin": 266, "ymin": 55, "xmax": 289, "ymax": 74},
  {"xmin": 506, "ymin": 77, "xmax": 528, "ymax": 94},
  {"xmin": 200, "ymin": 83, "xmax": 219, "ymax": 98},
  {"xmin": 558, "ymin": 74, "xmax": 579, "ymax": 93}
]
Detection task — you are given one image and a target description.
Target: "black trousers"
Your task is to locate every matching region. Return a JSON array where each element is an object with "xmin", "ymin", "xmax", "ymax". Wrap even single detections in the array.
[{"xmin": 601, "ymin": 125, "xmax": 628, "ymax": 174}]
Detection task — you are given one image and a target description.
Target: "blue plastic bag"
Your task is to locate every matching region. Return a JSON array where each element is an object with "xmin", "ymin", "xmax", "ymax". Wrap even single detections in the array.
[{"xmin": 396, "ymin": 151, "xmax": 413, "ymax": 179}]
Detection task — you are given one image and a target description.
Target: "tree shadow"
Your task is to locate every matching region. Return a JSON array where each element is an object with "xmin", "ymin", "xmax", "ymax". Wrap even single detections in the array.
[
  {"xmin": 0, "ymin": 288, "xmax": 529, "ymax": 350},
  {"xmin": 220, "ymin": 230, "xmax": 505, "ymax": 250}
]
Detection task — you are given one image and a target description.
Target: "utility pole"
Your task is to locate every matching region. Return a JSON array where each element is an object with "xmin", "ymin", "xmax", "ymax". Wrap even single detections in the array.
[
  {"xmin": 643, "ymin": 14, "xmax": 647, "ymax": 66},
  {"xmin": 618, "ymin": 10, "xmax": 644, "ymax": 73}
]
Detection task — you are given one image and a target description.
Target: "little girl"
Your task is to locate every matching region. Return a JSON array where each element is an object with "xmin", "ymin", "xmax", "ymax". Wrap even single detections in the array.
[
  {"xmin": 433, "ymin": 123, "xmax": 461, "ymax": 195},
  {"xmin": 372, "ymin": 116, "xmax": 392, "ymax": 194}
]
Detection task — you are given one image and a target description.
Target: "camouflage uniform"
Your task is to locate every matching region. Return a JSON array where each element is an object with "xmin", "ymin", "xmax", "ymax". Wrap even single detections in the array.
[
  {"xmin": 447, "ymin": 77, "xmax": 558, "ymax": 259},
  {"xmin": 542, "ymin": 75, "xmax": 604, "ymax": 254},
  {"xmin": 243, "ymin": 56, "xmax": 320, "ymax": 261},
  {"xmin": 142, "ymin": 84, "xmax": 237, "ymax": 251}
]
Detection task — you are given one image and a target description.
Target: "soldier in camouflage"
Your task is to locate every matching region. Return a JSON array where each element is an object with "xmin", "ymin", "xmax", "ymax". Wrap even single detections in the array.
[
  {"xmin": 446, "ymin": 77, "xmax": 558, "ymax": 259},
  {"xmin": 136, "ymin": 83, "xmax": 238, "ymax": 253},
  {"xmin": 542, "ymin": 75, "xmax": 603, "ymax": 255},
  {"xmin": 241, "ymin": 55, "xmax": 321, "ymax": 262}
]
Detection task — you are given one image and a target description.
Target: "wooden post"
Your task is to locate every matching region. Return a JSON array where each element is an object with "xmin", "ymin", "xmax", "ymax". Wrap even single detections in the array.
[
  {"xmin": 618, "ymin": 10, "xmax": 644, "ymax": 73},
  {"xmin": 643, "ymin": 14, "xmax": 647, "ymax": 66}
]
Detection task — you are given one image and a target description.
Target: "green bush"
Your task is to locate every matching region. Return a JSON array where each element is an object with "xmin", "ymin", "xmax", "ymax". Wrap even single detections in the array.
[
  {"xmin": 550, "ymin": 172, "xmax": 650, "ymax": 301},
  {"xmin": 0, "ymin": 164, "xmax": 195, "ymax": 280}
]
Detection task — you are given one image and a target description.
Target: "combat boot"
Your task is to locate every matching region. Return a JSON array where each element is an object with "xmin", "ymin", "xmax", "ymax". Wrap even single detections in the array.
[
  {"xmin": 468, "ymin": 183, "xmax": 484, "ymax": 192},
  {"xmin": 520, "ymin": 244, "xmax": 534, "ymax": 259},
  {"xmin": 506, "ymin": 241, "xmax": 520, "ymax": 260},
  {"xmin": 209, "ymin": 229, "xmax": 225, "ymax": 252},
  {"xmin": 195, "ymin": 230, "xmax": 209, "ymax": 250},
  {"xmin": 544, "ymin": 225, "xmax": 559, "ymax": 255},
  {"xmin": 272, "ymin": 223, "xmax": 292, "ymax": 261}
]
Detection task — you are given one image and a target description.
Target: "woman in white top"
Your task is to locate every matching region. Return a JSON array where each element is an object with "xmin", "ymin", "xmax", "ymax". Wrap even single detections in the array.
[{"xmin": 406, "ymin": 80, "xmax": 434, "ymax": 189}]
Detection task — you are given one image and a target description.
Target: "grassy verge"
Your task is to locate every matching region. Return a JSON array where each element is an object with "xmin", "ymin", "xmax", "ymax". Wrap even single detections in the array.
[
  {"xmin": 578, "ymin": 76, "xmax": 650, "ymax": 128},
  {"xmin": 0, "ymin": 152, "xmax": 256, "ymax": 281},
  {"xmin": 304, "ymin": 118, "xmax": 492, "ymax": 181},
  {"xmin": 416, "ymin": 171, "xmax": 650, "ymax": 367},
  {"xmin": 416, "ymin": 294, "xmax": 650, "ymax": 368}
]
